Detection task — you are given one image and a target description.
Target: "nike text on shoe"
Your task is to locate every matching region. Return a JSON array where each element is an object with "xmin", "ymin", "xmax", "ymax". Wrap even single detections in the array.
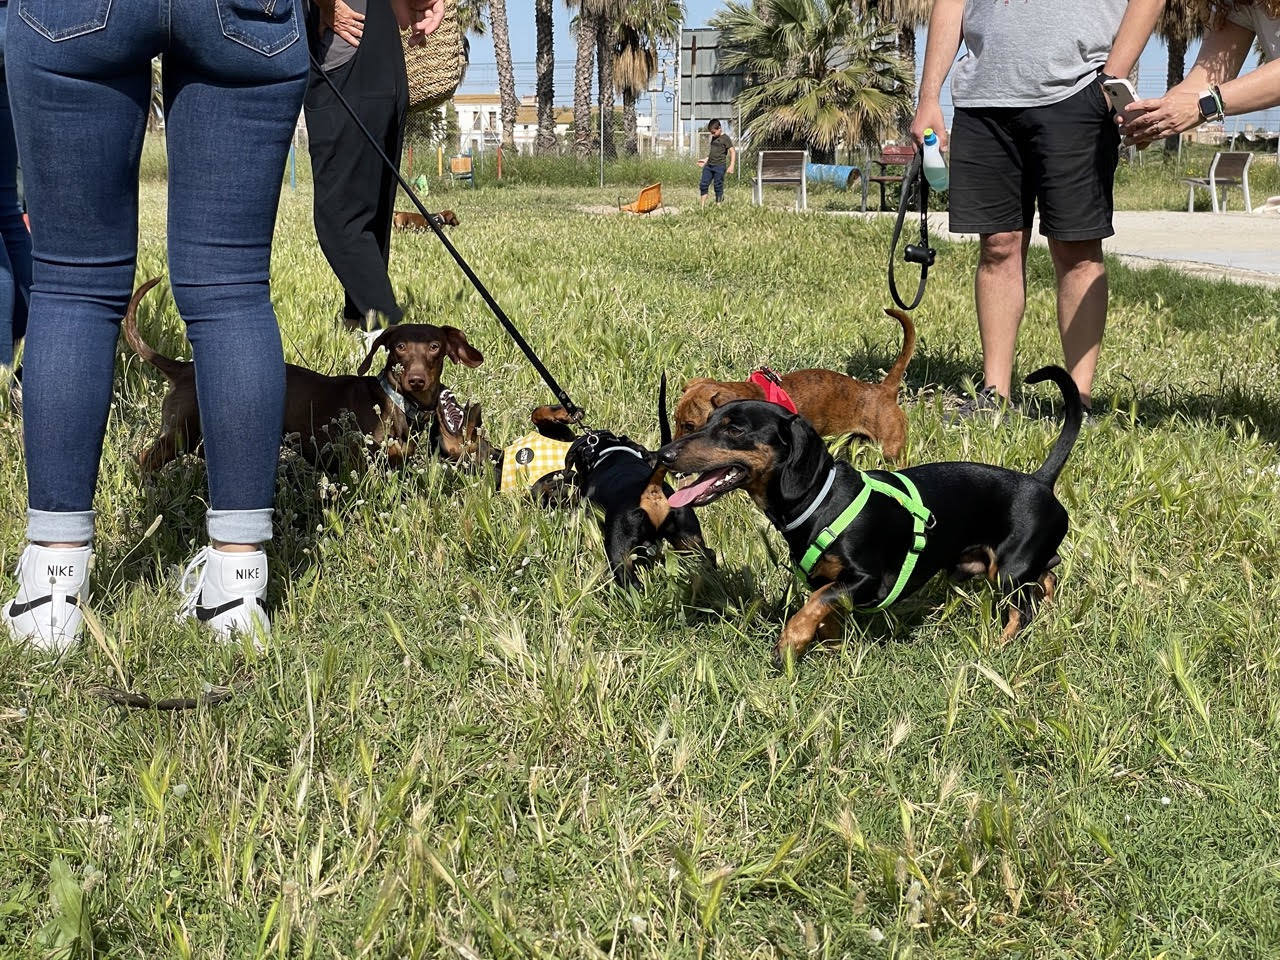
[
  {"xmin": 178, "ymin": 547, "xmax": 270, "ymax": 643},
  {"xmin": 3, "ymin": 544, "xmax": 92, "ymax": 652}
]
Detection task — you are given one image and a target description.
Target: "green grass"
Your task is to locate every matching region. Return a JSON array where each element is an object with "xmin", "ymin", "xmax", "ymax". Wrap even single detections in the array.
[{"xmin": 3, "ymin": 170, "xmax": 1280, "ymax": 958}]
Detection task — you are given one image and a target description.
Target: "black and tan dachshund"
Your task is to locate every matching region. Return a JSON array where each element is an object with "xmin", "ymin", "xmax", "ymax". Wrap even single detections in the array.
[
  {"xmin": 658, "ymin": 366, "xmax": 1083, "ymax": 665},
  {"xmin": 527, "ymin": 384, "xmax": 713, "ymax": 587}
]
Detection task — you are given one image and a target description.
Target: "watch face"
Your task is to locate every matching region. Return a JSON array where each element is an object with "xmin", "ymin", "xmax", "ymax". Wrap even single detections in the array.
[{"xmin": 1199, "ymin": 94, "xmax": 1219, "ymax": 119}]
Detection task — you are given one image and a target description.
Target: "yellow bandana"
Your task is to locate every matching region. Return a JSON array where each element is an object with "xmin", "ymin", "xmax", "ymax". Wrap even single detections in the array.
[{"xmin": 499, "ymin": 431, "xmax": 573, "ymax": 494}]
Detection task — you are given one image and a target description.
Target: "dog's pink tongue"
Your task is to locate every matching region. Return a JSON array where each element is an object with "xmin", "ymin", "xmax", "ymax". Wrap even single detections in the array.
[{"xmin": 669, "ymin": 472, "xmax": 721, "ymax": 509}]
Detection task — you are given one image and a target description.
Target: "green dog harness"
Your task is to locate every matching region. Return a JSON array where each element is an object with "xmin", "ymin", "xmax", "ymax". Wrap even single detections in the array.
[{"xmin": 796, "ymin": 471, "xmax": 932, "ymax": 611}]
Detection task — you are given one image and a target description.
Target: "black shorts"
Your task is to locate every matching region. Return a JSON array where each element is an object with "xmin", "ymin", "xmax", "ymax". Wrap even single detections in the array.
[{"xmin": 949, "ymin": 81, "xmax": 1120, "ymax": 242}]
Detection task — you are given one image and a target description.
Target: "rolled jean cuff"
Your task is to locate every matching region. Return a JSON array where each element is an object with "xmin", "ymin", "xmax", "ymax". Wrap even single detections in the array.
[
  {"xmin": 207, "ymin": 508, "xmax": 274, "ymax": 545},
  {"xmin": 27, "ymin": 509, "xmax": 95, "ymax": 544}
]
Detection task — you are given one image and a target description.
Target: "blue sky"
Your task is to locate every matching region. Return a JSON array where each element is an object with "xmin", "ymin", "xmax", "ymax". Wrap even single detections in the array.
[{"xmin": 462, "ymin": 0, "xmax": 1278, "ymax": 134}]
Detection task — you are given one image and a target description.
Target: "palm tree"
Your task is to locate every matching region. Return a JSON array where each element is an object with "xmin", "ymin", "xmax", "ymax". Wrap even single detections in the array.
[
  {"xmin": 597, "ymin": 15, "xmax": 619, "ymax": 158},
  {"xmin": 867, "ymin": 0, "xmax": 930, "ymax": 83},
  {"xmin": 535, "ymin": 0, "xmax": 557, "ymax": 151},
  {"xmin": 714, "ymin": 0, "xmax": 913, "ymax": 162},
  {"xmin": 1158, "ymin": 1, "xmax": 1209, "ymax": 153},
  {"xmin": 488, "ymin": 0, "xmax": 518, "ymax": 149},
  {"xmin": 614, "ymin": 0, "xmax": 683, "ymax": 155},
  {"xmin": 455, "ymin": 0, "xmax": 487, "ymax": 37},
  {"xmin": 569, "ymin": 0, "xmax": 598, "ymax": 154}
]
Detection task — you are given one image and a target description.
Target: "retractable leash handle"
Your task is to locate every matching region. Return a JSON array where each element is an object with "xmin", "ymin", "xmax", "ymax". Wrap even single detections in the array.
[
  {"xmin": 306, "ymin": 51, "xmax": 586, "ymax": 423},
  {"xmin": 888, "ymin": 154, "xmax": 934, "ymax": 312}
]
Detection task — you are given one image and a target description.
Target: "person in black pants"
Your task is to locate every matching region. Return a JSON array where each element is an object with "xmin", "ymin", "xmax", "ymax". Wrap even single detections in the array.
[{"xmin": 305, "ymin": 0, "xmax": 414, "ymax": 332}]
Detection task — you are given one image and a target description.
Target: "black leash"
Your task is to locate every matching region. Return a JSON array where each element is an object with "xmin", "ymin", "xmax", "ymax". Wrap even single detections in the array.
[
  {"xmin": 887, "ymin": 154, "xmax": 934, "ymax": 312},
  {"xmin": 306, "ymin": 50, "xmax": 585, "ymax": 422}
]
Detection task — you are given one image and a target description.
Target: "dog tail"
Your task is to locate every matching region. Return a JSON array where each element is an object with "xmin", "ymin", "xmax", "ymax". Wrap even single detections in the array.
[
  {"xmin": 1027, "ymin": 365, "xmax": 1083, "ymax": 488},
  {"xmin": 658, "ymin": 371, "xmax": 672, "ymax": 446},
  {"xmin": 121, "ymin": 278, "xmax": 186, "ymax": 381},
  {"xmin": 880, "ymin": 308, "xmax": 917, "ymax": 392}
]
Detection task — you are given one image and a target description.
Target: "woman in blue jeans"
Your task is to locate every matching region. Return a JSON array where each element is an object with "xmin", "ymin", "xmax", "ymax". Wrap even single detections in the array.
[
  {"xmin": 0, "ymin": 0, "xmax": 32, "ymax": 376},
  {"xmin": 2, "ymin": 1, "xmax": 312, "ymax": 651}
]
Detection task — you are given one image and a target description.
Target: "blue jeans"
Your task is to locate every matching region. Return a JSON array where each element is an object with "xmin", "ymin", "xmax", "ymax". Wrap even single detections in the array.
[
  {"xmin": 699, "ymin": 163, "xmax": 726, "ymax": 201},
  {"xmin": 0, "ymin": 1, "xmax": 32, "ymax": 368},
  {"xmin": 7, "ymin": 0, "xmax": 308, "ymax": 544}
]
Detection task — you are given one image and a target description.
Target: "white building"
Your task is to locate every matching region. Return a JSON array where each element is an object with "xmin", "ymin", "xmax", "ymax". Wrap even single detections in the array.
[{"xmin": 452, "ymin": 94, "xmax": 657, "ymax": 155}]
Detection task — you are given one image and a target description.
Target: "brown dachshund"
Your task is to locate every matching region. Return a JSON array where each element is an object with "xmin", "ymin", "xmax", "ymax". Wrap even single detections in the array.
[
  {"xmin": 122, "ymin": 278, "xmax": 483, "ymax": 472},
  {"xmin": 393, "ymin": 210, "xmax": 459, "ymax": 231},
  {"xmin": 672, "ymin": 309, "xmax": 916, "ymax": 461}
]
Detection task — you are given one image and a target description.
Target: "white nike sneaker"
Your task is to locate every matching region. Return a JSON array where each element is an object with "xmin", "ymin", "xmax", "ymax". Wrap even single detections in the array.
[
  {"xmin": 178, "ymin": 546, "xmax": 270, "ymax": 643},
  {"xmin": 3, "ymin": 544, "xmax": 92, "ymax": 653}
]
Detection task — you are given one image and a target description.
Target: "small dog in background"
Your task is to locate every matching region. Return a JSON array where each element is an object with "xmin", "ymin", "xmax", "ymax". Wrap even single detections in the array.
[
  {"xmin": 672, "ymin": 308, "xmax": 916, "ymax": 462},
  {"xmin": 393, "ymin": 210, "xmax": 459, "ymax": 231}
]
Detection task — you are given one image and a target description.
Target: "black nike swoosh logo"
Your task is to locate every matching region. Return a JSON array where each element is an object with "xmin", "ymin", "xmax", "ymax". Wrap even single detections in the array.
[{"xmin": 6, "ymin": 593, "xmax": 78, "ymax": 618}]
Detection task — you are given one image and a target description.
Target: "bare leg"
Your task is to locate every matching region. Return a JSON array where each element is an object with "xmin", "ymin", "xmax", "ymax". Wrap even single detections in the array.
[
  {"xmin": 975, "ymin": 230, "xmax": 1032, "ymax": 398},
  {"xmin": 1048, "ymin": 238, "xmax": 1106, "ymax": 409}
]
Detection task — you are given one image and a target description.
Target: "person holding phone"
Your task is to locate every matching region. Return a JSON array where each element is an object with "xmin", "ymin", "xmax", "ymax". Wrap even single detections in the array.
[
  {"xmin": 1121, "ymin": 2, "xmax": 1280, "ymax": 149},
  {"xmin": 912, "ymin": 0, "xmax": 1165, "ymax": 418}
]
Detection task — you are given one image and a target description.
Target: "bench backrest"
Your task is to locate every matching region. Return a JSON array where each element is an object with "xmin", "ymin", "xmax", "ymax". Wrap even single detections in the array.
[
  {"xmin": 451, "ymin": 155, "xmax": 474, "ymax": 175},
  {"xmin": 877, "ymin": 144, "xmax": 917, "ymax": 166},
  {"xmin": 1210, "ymin": 151, "xmax": 1251, "ymax": 180},
  {"xmin": 757, "ymin": 150, "xmax": 807, "ymax": 180},
  {"xmin": 634, "ymin": 183, "xmax": 662, "ymax": 212}
]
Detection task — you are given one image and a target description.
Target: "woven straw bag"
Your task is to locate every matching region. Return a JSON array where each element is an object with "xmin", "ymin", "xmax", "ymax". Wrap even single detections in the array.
[{"xmin": 403, "ymin": 1, "xmax": 465, "ymax": 112}]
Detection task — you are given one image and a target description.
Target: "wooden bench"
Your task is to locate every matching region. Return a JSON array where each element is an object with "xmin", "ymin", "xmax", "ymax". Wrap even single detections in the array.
[
  {"xmin": 868, "ymin": 143, "xmax": 917, "ymax": 210},
  {"xmin": 752, "ymin": 150, "xmax": 809, "ymax": 211},
  {"xmin": 1185, "ymin": 151, "xmax": 1253, "ymax": 213},
  {"xmin": 618, "ymin": 183, "xmax": 663, "ymax": 215},
  {"xmin": 450, "ymin": 153, "xmax": 475, "ymax": 187}
]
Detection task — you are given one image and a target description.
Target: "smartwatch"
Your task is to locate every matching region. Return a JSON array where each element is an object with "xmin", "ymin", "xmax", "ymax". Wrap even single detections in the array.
[{"xmin": 1198, "ymin": 89, "xmax": 1225, "ymax": 122}]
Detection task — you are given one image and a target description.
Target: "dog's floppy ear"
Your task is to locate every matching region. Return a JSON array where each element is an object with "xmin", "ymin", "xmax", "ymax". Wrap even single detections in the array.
[
  {"xmin": 357, "ymin": 327, "xmax": 399, "ymax": 376},
  {"xmin": 777, "ymin": 413, "xmax": 827, "ymax": 504},
  {"xmin": 442, "ymin": 326, "xmax": 484, "ymax": 367},
  {"xmin": 708, "ymin": 389, "xmax": 735, "ymax": 410}
]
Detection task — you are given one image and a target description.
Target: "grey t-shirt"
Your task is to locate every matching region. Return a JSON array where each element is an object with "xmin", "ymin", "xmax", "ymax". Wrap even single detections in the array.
[
  {"xmin": 312, "ymin": 0, "xmax": 368, "ymax": 72},
  {"xmin": 952, "ymin": 0, "xmax": 1129, "ymax": 109},
  {"xmin": 1228, "ymin": 6, "xmax": 1280, "ymax": 61}
]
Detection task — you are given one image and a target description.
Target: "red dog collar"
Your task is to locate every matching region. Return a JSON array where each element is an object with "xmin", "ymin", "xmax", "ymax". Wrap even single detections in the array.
[{"xmin": 749, "ymin": 367, "xmax": 798, "ymax": 414}]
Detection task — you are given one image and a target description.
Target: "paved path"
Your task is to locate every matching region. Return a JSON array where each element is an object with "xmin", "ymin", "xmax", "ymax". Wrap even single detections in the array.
[{"xmin": 846, "ymin": 209, "xmax": 1280, "ymax": 288}]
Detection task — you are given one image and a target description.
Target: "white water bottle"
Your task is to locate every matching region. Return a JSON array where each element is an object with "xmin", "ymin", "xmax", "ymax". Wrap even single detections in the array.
[{"xmin": 921, "ymin": 128, "xmax": 949, "ymax": 192}]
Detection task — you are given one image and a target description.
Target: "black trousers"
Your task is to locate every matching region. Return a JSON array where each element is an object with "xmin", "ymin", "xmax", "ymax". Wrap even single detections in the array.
[{"xmin": 304, "ymin": 0, "xmax": 408, "ymax": 328}]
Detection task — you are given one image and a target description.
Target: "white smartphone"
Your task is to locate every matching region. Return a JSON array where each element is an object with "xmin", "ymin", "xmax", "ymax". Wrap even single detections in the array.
[{"xmin": 1102, "ymin": 77, "xmax": 1138, "ymax": 112}]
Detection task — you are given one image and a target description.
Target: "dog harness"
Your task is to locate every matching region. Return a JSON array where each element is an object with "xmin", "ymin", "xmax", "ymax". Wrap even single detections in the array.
[
  {"xmin": 749, "ymin": 367, "xmax": 799, "ymax": 414},
  {"xmin": 378, "ymin": 373, "xmax": 432, "ymax": 430},
  {"xmin": 500, "ymin": 431, "xmax": 574, "ymax": 493},
  {"xmin": 796, "ymin": 469, "xmax": 932, "ymax": 611}
]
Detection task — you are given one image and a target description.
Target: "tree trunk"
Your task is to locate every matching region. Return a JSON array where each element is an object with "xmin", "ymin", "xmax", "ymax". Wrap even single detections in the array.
[
  {"xmin": 897, "ymin": 23, "xmax": 917, "ymax": 81},
  {"xmin": 597, "ymin": 20, "xmax": 617, "ymax": 160},
  {"xmin": 489, "ymin": 0, "xmax": 517, "ymax": 150},
  {"xmin": 897, "ymin": 23, "xmax": 917, "ymax": 140},
  {"xmin": 623, "ymin": 88, "xmax": 638, "ymax": 155},
  {"xmin": 1165, "ymin": 32, "xmax": 1188, "ymax": 154},
  {"xmin": 535, "ymin": 0, "xmax": 557, "ymax": 152},
  {"xmin": 573, "ymin": 14, "xmax": 597, "ymax": 156}
]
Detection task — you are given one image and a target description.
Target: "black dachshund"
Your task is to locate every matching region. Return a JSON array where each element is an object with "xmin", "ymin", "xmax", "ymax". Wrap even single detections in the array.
[{"xmin": 523, "ymin": 380, "xmax": 713, "ymax": 586}]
